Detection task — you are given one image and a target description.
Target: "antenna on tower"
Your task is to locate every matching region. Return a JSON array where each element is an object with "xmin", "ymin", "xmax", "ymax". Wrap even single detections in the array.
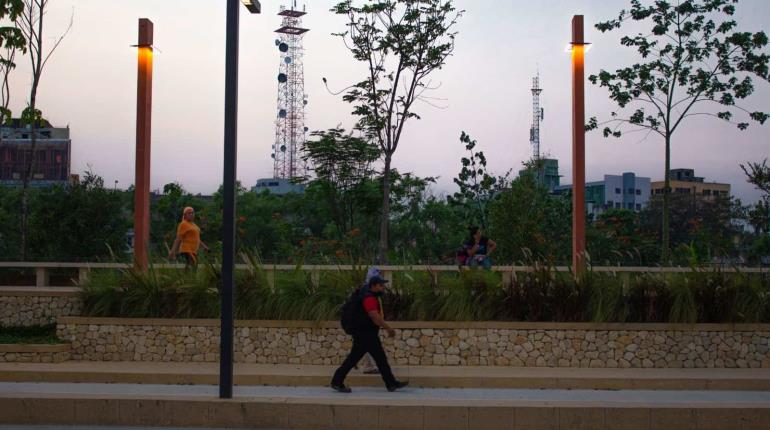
[
  {"xmin": 529, "ymin": 71, "xmax": 543, "ymax": 161},
  {"xmin": 273, "ymin": 4, "xmax": 310, "ymax": 180}
]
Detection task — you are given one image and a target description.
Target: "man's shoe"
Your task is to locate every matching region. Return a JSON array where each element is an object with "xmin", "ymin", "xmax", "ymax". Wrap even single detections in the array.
[
  {"xmin": 331, "ymin": 383, "xmax": 352, "ymax": 393},
  {"xmin": 387, "ymin": 380, "xmax": 409, "ymax": 392},
  {"xmin": 362, "ymin": 368, "xmax": 379, "ymax": 375}
]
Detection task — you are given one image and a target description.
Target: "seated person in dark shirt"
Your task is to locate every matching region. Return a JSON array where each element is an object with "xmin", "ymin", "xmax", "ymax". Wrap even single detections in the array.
[{"xmin": 463, "ymin": 226, "xmax": 497, "ymax": 269}]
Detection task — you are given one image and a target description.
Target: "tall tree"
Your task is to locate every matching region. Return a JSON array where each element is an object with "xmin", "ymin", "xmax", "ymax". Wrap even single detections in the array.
[
  {"xmin": 588, "ymin": 0, "xmax": 769, "ymax": 263},
  {"xmin": 331, "ymin": 0, "xmax": 463, "ymax": 263},
  {"xmin": 0, "ymin": 0, "xmax": 25, "ymax": 126},
  {"xmin": 17, "ymin": 0, "xmax": 72, "ymax": 259}
]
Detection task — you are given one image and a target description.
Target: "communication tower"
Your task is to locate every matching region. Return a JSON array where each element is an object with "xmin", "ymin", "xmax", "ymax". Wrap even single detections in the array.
[
  {"xmin": 529, "ymin": 72, "xmax": 544, "ymax": 161},
  {"xmin": 272, "ymin": 1, "xmax": 309, "ymax": 180}
]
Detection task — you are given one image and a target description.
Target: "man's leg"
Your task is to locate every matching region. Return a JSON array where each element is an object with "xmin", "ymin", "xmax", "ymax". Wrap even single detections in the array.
[
  {"xmin": 361, "ymin": 332, "xmax": 397, "ymax": 387},
  {"xmin": 331, "ymin": 334, "xmax": 367, "ymax": 386}
]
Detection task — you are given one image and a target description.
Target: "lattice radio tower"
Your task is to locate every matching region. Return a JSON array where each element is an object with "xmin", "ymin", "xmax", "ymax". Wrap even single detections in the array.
[
  {"xmin": 529, "ymin": 72, "xmax": 544, "ymax": 161},
  {"xmin": 273, "ymin": 2, "xmax": 309, "ymax": 180}
]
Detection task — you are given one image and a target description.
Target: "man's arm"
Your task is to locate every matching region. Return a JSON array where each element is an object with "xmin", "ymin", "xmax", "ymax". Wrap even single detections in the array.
[{"xmin": 367, "ymin": 310, "xmax": 395, "ymax": 337}]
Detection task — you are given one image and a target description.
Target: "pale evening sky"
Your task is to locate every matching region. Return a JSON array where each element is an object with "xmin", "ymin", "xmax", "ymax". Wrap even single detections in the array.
[{"xmin": 5, "ymin": 0, "xmax": 770, "ymax": 203}]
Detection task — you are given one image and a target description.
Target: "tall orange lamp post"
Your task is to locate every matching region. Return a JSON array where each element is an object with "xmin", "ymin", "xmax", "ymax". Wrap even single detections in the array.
[
  {"xmin": 571, "ymin": 15, "xmax": 588, "ymax": 276},
  {"xmin": 133, "ymin": 18, "xmax": 153, "ymax": 271}
]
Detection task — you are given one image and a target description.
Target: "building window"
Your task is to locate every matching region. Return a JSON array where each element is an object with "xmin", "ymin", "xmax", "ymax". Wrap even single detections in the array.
[
  {"xmin": 703, "ymin": 189, "xmax": 711, "ymax": 196},
  {"xmin": 615, "ymin": 202, "xmax": 621, "ymax": 209},
  {"xmin": 636, "ymin": 203, "xmax": 641, "ymax": 210},
  {"xmin": 615, "ymin": 188, "xmax": 621, "ymax": 194},
  {"xmin": 635, "ymin": 189, "xmax": 641, "ymax": 195}
]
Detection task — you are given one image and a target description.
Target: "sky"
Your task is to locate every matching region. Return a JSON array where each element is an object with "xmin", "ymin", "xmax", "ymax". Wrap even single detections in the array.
[{"xmin": 6, "ymin": 0, "xmax": 770, "ymax": 203}]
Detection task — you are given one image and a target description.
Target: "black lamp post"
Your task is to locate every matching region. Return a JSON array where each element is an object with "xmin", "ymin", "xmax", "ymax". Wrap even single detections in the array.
[{"xmin": 220, "ymin": 0, "xmax": 261, "ymax": 400}]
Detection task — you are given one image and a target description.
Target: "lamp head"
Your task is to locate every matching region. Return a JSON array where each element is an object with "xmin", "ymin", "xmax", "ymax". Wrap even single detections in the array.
[{"xmin": 241, "ymin": 0, "xmax": 262, "ymax": 14}]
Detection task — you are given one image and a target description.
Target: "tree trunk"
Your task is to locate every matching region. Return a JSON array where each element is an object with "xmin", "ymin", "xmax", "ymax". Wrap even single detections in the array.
[
  {"xmin": 377, "ymin": 154, "xmax": 392, "ymax": 264},
  {"xmin": 661, "ymin": 134, "xmax": 671, "ymax": 265}
]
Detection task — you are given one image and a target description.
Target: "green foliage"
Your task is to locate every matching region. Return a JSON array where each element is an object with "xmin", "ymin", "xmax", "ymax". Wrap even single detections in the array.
[
  {"xmin": 331, "ymin": 0, "xmax": 464, "ymax": 262},
  {"xmin": 25, "ymin": 170, "xmax": 126, "ymax": 261},
  {"xmin": 588, "ymin": 209, "xmax": 659, "ymax": 265},
  {"xmin": 488, "ymin": 175, "xmax": 571, "ymax": 263},
  {"xmin": 449, "ymin": 131, "xmax": 510, "ymax": 228},
  {"xmin": 79, "ymin": 263, "xmax": 769, "ymax": 323},
  {"xmin": 589, "ymin": 0, "xmax": 770, "ymax": 262},
  {"xmin": 639, "ymin": 194, "xmax": 745, "ymax": 264}
]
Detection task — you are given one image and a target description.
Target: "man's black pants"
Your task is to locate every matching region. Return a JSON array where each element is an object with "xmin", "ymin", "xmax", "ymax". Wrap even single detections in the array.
[{"xmin": 331, "ymin": 330, "xmax": 397, "ymax": 387}]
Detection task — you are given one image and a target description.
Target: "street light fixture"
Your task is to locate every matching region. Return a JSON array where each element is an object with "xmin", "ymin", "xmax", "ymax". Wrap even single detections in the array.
[
  {"xmin": 220, "ymin": 0, "xmax": 261, "ymax": 400},
  {"xmin": 241, "ymin": 0, "xmax": 262, "ymax": 14}
]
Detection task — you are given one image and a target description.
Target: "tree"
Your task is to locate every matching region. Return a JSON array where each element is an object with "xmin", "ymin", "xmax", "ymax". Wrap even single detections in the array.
[
  {"xmin": 449, "ymin": 131, "xmax": 510, "ymax": 228},
  {"xmin": 488, "ymin": 174, "xmax": 572, "ymax": 264},
  {"xmin": 331, "ymin": 0, "xmax": 463, "ymax": 263},
  {"xmin": 639, "ymin": 193, "xmax": 745, "ymax": 264},
  {"xmin": 302, "ymin": 128, "xmax": 381, "ymax": 237},
  {"xmin": 17, "ymin": 0, "xmax": 72, "ymax": 260},
  {"xmin": 741, "ymin": 158, "xmax": 769, "ymax": 259},
  {"xmin": 0, "ymin": 0, "xmax": 25, "ymax": 126},
  {"xmin": 741, "ymin": 158, "xmax": 770, "ymax": 196},
  {"xmin": 588, "ymin": 0, "xmax": 770, "ymax": 263},
  {"xmin": 28, "ymin": 170, "xmax": 126, "ymax": 261}
]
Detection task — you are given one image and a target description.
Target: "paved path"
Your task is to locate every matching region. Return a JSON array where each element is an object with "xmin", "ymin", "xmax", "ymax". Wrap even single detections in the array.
[
  {"xmin": 2, "ymin": 382, "xmax": 770, "ymax": 407},
  {"xmin": 2, "ymin": 362, "xmax": 769, "ymax": 390}
]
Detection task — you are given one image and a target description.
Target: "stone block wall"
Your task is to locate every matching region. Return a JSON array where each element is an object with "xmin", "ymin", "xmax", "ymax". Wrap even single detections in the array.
[
  {"xmin": 0, "ymin": 287, "xmax": 82, "ymax": 327},
  {"xmin": 57, "ymin": 318, "xmax": 770, "ymax": 368},
  {"xmin": 0, "ymin": 344, "xmax": 71, "ymax": 363}
]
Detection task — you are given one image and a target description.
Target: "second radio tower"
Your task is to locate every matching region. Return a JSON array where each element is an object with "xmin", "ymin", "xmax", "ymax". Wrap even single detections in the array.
[
  {"xmin": 529, "ymin": 72, "xmax": 544, "ymax": 161},
  {"xmin": 273, "ymin": 2, "xmax": 309, "ymax": 180}
]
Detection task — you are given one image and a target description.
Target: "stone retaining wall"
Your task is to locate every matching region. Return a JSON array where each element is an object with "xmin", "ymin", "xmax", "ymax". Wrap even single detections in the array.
[
  {"xmin": 0, "ymin": 287, "xmax": 81, "ymax": 327},
  {"xmin": 0, "ymin": 344, "xmax": 71, "ymax": 363},
  {"xmin": 57, "ymin": 318, "xmax": 770, "ymax": 368}
]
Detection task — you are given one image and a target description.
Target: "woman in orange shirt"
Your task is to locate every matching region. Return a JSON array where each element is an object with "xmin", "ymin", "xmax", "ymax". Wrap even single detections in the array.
[{"xmin": 168, "ymin": 207, "xmax": 208, "ymax": 269}]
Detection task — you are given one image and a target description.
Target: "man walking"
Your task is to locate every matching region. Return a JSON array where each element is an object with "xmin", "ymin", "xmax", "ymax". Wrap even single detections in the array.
[{"xmin": 331, "ymin": 275, "xmax": 408, "ymax": 393}]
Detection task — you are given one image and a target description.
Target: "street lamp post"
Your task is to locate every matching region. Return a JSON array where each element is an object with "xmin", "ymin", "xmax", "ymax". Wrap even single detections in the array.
[
  {"xmin": 571, "ymin": 15, "xmax": 588, "ymax": 276},
  {"xmin": 220, "ymin": 0, "xmax": 261, "ymax": 400},
  {"xmin": 133, "ymin": 18, "xmax": 153, "ymax": 272}
]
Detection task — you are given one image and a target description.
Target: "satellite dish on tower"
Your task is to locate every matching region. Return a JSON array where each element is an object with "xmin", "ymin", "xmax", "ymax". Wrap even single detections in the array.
[
  {"xmin": 278, "ymin": 73, "xmax": 288, "ymax": 83},
  {"xmin": 278, "ymin": 109, "xmax": 287, "ymax": 118},
  {"xmin": 284, "ymin": 56, "xmax": 292, "ymax": 64},
  {"xmin": 275, "ymin": 39, "xmax": 280, "ymax": 46},
  {"xmin": 279, "ymin": 42, "xmax": 289, "ymax": 52}
]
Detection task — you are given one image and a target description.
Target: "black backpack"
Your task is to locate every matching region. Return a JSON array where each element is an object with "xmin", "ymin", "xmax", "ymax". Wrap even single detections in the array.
[{"xmin": 340, "ymin": 288, "xmax": 363, "ymax": 335}]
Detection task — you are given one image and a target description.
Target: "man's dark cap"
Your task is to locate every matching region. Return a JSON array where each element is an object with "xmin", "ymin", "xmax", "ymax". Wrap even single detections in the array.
[{"xmin": 368, "ymin": 275, "xmax": 389, "ymax": 286}]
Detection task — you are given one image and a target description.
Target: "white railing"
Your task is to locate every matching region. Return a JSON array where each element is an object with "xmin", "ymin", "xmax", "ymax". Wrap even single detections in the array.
[{"xmin": 0, "ymin": 261, "xmax": 767, "ymax": 287}]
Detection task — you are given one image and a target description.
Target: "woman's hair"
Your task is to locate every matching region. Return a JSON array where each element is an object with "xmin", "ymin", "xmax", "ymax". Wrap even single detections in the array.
[{"xmin": 182, "ymin": 207, "xmax": 194, "ymax": 220}]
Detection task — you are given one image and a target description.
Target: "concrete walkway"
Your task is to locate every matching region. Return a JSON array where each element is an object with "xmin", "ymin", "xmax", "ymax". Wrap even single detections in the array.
[
  {"xmin": 1, "ymin": 382, "xmax": 769, "ymax": 429},
  {"xmin": 3, "ymin": 382, "xmax": 770, "ymax": 406},
  {"xmin": 2, "ymin": 361, "xmax": 769, "ymax": 391}
]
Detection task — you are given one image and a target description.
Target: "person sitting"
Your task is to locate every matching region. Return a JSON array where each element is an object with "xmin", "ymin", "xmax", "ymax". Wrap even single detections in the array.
[{"xmin": 463, "ymin": 226, "xmax": 496, "ymax": 269}]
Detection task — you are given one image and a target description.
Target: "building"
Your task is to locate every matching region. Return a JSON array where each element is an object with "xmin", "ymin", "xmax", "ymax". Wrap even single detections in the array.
[
  {"xmin": 518, "ymin": 158, "xmax": 561, "ymax": 191},
  {"xmin": 650, "ymin": 168, "xmax": 730, "ymax": 199},
  {"xmin": 252, "ymin": 177, "xmax": 305, "ymax": 195},
  {"xmin": 0, "ymin": 119, "xmax": 71, "ymax": 187},
  {"xmin": 555, "ymin": 172, "xmax": 651, "ymax": 217}
]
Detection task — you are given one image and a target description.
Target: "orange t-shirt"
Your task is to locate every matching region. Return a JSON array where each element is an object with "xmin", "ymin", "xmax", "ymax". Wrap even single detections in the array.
[{"xmin": 177, "ymin": 220, "xmax": 201, "ymax": 254}]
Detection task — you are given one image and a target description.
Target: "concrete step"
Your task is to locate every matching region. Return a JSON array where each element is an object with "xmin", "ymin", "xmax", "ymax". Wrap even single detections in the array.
[
  {"xmin": 1, "ymin": 382, "xmax": 769, "ymax": 429},
  {"xmin": 1, "ymin": 362, "xmax": 769, "ymax": 391}
]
